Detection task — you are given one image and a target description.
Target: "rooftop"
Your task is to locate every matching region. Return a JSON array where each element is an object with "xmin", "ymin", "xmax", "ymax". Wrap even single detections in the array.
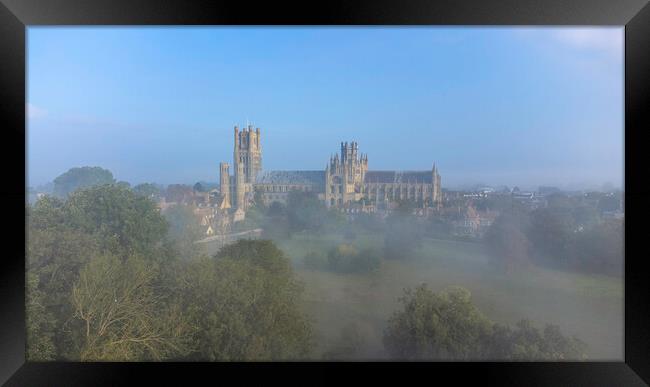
[
  {"xmin": 365, "ymin": 171, "xmax": 433, "ymax": 184},
  {"xmin": 255, "ymin": 170, "xmax": 325, "ymax": 186}
]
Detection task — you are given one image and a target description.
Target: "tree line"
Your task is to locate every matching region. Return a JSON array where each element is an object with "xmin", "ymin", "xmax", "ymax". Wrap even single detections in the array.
[
  {"xmin": 484, "ymin": 193, "xmax": 623, "ymax": 275},
  {"xmin": 27, "ymin": 166, "xmax": 591, "ymax": 360}
]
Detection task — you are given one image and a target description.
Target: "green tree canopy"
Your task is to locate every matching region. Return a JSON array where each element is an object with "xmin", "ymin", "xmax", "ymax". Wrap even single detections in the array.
[
  {"xmin": 176, "ymin": 240, "xmax": 312, "ymax": 360},
  {"xmin": 384, "ymin": 285, "xmax": 587, "ymax": 360},
  {"xmin": 63, "ymin": 184, "xmax": 168, "ymax": 256},
  {"xmin": 133, "ymin": 183, "xmax": 162, "ymax": 201},
  {"xmin": 53, "ymin": 166, "xmax": 115, "ymax": 197},
  {"xmin": 27, "ymin": 184, "xmax": 174, "ymax": 360},
  {"xmin": 384, "ymin": 285, "xmax": 492, "ymax": 360}
]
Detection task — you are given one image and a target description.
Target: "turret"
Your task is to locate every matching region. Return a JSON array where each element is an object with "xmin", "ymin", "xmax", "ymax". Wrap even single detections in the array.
[
  {"xmin": 219, "ymin": 162, "xmax": 231, "ymax": 209},
  {"xmin": 235, "ymin": 161, "xmax": 245, "ymax": 210}
]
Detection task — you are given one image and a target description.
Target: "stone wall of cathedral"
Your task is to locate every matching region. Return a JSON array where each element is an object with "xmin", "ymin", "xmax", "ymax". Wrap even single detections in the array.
[{"xmin": 218, "ymin": 126, "xmax": 442, "ymax": 211}]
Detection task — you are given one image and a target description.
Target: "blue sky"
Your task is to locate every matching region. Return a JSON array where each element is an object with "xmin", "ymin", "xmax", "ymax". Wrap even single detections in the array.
[{"xmin": 27, "ymin": 27, "xmax": 623, "ymax": 190}]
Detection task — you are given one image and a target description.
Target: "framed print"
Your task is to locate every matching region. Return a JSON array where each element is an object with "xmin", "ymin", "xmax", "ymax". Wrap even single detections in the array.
[{"xmin": 1, "ymin": 0, "xmax": 649, "ymax": 385}]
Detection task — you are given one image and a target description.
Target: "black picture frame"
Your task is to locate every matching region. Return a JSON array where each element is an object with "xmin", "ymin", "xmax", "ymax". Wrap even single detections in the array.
[{"xmin": 1, "ymin": 0, "xmax": 648, "ymax": 385}]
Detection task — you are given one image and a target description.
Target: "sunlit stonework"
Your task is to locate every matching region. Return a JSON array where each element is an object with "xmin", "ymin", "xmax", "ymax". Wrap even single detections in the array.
[{"xmin": 219, "ymin": 125, "xmax": 442, "ymax": 213}]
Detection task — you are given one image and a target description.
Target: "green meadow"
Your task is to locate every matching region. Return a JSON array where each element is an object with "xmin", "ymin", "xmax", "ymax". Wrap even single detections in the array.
[{"xmin": 274, "ymin": 231, "xmax": 623, "ymax": 360}]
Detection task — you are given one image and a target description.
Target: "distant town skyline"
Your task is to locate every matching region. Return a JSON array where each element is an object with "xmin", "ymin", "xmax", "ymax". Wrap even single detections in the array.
[{"xmin": 28, "ymin": 27, "xmax": 623, "ymax": 190}]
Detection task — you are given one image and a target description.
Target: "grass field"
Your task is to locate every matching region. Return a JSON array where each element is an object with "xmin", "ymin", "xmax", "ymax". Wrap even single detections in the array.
[{"xmin": 274, "ymin": 231, "xmax": 623, "ymax": 360}]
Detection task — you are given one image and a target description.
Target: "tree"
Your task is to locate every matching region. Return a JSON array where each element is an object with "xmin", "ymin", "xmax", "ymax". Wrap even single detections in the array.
[
  {"xmin": 176, "ymin": 240, "xmax": 312, "ymax": 360},
  {"xmin": 384, "ymin": 285, "xmax": 587, "ymax": 361},
  {"xmin": 481, "ymin": 320, "xmax": 587, "ymax": 360},
  {"xmin": 303, "ymin": 250, "xmax": 328, "ymax": 270},
  {"xmin": 262, "ymin": 201, "xmax": 290, "ymax": 240},
  {"xmin": 28, "ymin": 195, "xmax": 65, "ymax": 230},
  {"xmin": 133, "ymin": 183, "xmax": 162, "ymax": 201},
  {"xmin": 63, "ymin": 184, "xmax": 169, "ymax": 257},
  {"xmin": 27, "ymin": 185, "xmax": 174, "ymax": 359},
  {"xmin": 165, "ymin": 184, "xmax": 192, "ymax": 203},
  {"xmin": 327, "ymin": 243, "xmax": 358, "ymax": 272},
  {"xmin": 571, "ymin": 218, "xmax": 623, "ymax": 275},
  {"xmin": 572, "ymin": 205, "xmax": 600, "ymax": 229},
  {"xmin": 163, "ymin": 204, "xmax": 204, "ymax": 259},
  {"xmin": 193, "ymin": 182, "xmax": 205, "ymax": 192},
  {"xmin": 484, "ymin": 213, "xmax": 530, "ymax": 273},
  {"xmin": 598, "ymin": 194, "xmax": 622, "ymax": 212},
  {"xmin": 352, "ymin": 248, "xmax": 382, "ymax": 273},
  {"xmin": 27, "ymin": 222, "xmax": 103, "ymax": 359},
  {"xmin": 71, "ymin": 253, "xmax": 194, "ymax": 361},
  {"xmin": 116, "ymin": 181, "xmax": 131, "ymax": 189},
  {"xmin": 528, "ymin": 207, "xmax": 576, "ymax": 266},
  {"xmin": 53, "ymin": 166, "xmax": 115, "ymax": 197},
  {"xmin": 322, "ymin": 323, "xmax": 366, "ymax": 360},
  {"xmin": 383, "ymin": 213, "xmax": 424, "ymax": 261},
  {"xmin": 353, "ymin": 212, "xmax": 386, "ymax": 233},
  {"xmin": 26, "ymin": 273, "xmax": 56, "ymax": 361},
  {"xmin": 327, "ymin": 244, "xmax": 382, "ymax": 274},
  {"xmin": 383, "ymin": 285, "xmax": 492, "ymax": 360},
  {"xmin": 286, "ymin": 191, "xmax": 328, "ymax": 233}
]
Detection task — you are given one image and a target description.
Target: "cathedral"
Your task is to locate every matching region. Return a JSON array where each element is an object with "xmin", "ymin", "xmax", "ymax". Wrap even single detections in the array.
[{"xmin": 218, "ymin": 125, "xmax": 442, "ymax": 213}]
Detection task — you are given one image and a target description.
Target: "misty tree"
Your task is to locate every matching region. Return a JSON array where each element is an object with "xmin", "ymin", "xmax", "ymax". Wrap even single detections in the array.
[
  {"xmin": 193, "ymin": 182, "xmax": 205, "ymax": 192},
  {"xmin": 53, "ymin": 166, "xmax": 115, "ymax": 197},
  {"xmin": 484, "ymin": 213, "xmax": 531, "ymax": 273},
  {"xmin": 571, "ymin": 218, "xmax": 623, "ymax": 275},
  {"xmin": 165, "ymin": 184, "xmax": 192, "ymax": 203},
  {"xmin": 352, "ymin": 212, "xmax": 386, "ymax": 233},
  {"xmin": 384, "ymin": 285, "xmax": 587, "ymax": 360},
  {"xmin": 286, "ymin": 191, "xmax": 329, "ymax": 233},
  {"xmin": 598, "ymin": 193, "xmax": 622, "ymax": 212},
  {"xmin": 322, "ymin": 323, "xmax": 366, "ymax": 360},
  {"xmin": 528, "ymin": 207, "xmax": 576, "ymax": 265},
  {"xmin": 176, "ymin": 240, "xmax": 312, "ymax": 360},
  {"xmin": 133, "ymin": 183, "xmax": 162, "ymax": 201},
  {"xmin": 252, "ymin": 188, "xmax": 267, "ymax": 213},
  {"xmin": 163, "ymin": 203, "xmax": 205, "ymax": 259},
  {"xmin": 481, "ymin": 320, "xmax": 587, "ymax": 361},
  {"xmin": 116, "ymin": 181, "xmax": 131, "ymax": 189},
  {"xmin": 326, "ymin": 244, "xmax": 381, "ymax": 274},
  {"xmin": 383, "ymin": 210, "xmax": 424, "ymax": 261},
  {"xmin": 267, "ymin": 201, "xmax": 286, "ymax": 217},
  {"xmin": 262, "ymin": 201, "xmax": 290, "ymax": 239},
  {"xmin": 571, "ymin": 205, "xmax": 600, "ymax": 230},
  {"xmin": 383, "ymin": 285, "xmax": 492, "ymax": 360},
  {"xmin": 302, "ymin": 250, "xmax": 328, "ymax": 270}
]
